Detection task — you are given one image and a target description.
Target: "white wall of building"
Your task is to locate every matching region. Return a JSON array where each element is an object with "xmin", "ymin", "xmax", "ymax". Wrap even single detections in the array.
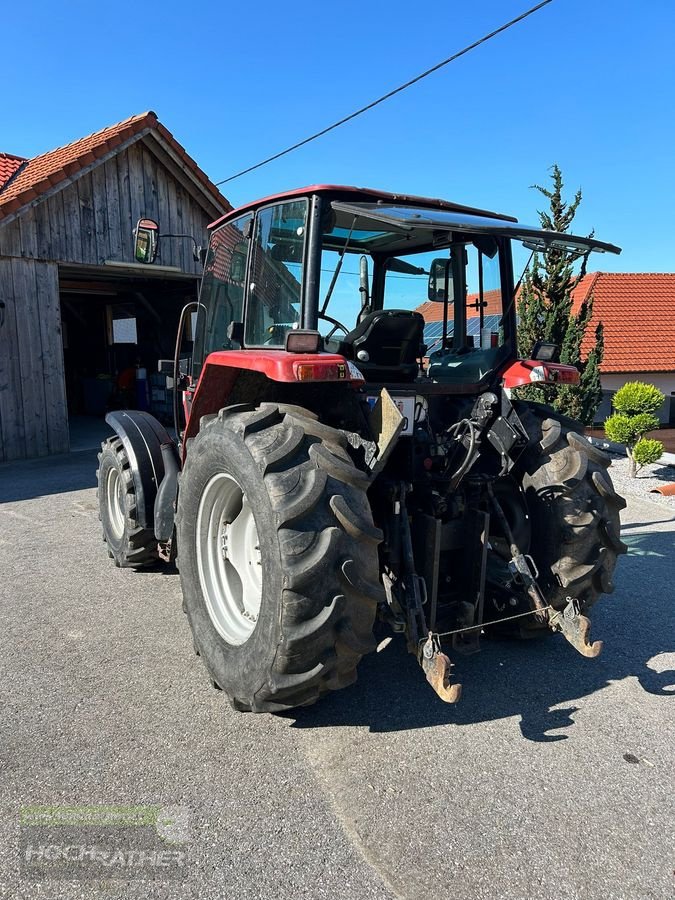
[{"xmin": 597, "ymin": 372, "xmax": 675, "ymax": 424}]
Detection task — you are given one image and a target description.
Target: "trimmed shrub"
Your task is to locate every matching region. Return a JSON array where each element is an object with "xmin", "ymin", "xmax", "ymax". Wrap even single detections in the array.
[
  {"xmin": 632, "ymin": 438, "xmax": 664, "ymax": 471},
  {"xmin": 605, "ymin": 412, "xmax": 660, "ymax": 446},
  {"xmin": 611, "ymin": 382, "xmax": 664, "ymax": 416},
  {"xmin": 604, "ymin": 381, "xmax": 665, "ymax": 477}
]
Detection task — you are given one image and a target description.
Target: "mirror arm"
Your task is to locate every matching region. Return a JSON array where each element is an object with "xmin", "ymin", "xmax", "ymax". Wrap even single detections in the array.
[{"xmin": 159, "ymin": 233, "xmax": 203, "ymax": 263}]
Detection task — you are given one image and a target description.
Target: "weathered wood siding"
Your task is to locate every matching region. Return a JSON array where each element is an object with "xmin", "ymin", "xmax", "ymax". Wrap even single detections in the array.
[
  {"xmin": 0, "ymin": 139, "xmax": 214, "ymax": 272},
  {"xmin": 0, "ymin": 258, "xmax": 67, "ymax": 462},
  {"xmin": 0, "ymin": 133, "xmax": 223, "ymax": 461}
]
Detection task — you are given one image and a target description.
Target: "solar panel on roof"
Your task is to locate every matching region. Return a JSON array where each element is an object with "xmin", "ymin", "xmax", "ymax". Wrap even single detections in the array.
[
  {"xmin": 423, "ymin": 322, "xmax": 444, "ymax": 340},
  {"xmin": 423, "ymin": 315, "xmax": 501, "ymax": 346}
]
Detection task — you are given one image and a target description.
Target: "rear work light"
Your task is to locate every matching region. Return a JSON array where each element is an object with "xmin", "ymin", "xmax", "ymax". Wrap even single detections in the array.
[{"xmin": 285, "ymin": 329, "xmax": 321, "ymax": 353}]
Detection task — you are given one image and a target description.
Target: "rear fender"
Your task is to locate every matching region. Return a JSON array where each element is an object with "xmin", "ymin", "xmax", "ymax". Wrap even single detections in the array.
[
  {"xmin": 184, "ymin": 349, "xmax": 364, "ymax": 444},
  {"xmin": 105, "ymin": 410, "xmax": 178, "ymax": 532}
]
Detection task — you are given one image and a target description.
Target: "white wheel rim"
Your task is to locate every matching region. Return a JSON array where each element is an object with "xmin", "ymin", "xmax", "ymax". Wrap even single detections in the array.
[
  {"xmin": 196, "ymin": 473, "xmax": 262, "ymax": 646},
  {"xmin": 106, "ymin": 467, "xmax": 125, "ymax": 539}
]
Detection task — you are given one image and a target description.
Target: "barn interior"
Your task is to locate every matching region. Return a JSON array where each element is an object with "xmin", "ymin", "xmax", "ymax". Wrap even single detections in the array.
[{"xmin": 59, "ymin": 265, "xmax": 198, "ymax": 448}]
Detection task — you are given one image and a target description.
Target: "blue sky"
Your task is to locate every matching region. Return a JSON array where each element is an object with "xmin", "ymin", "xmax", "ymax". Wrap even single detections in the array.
[{"xmin": 3, "ymin": 0, "xmax": 673, "ymax": 273}]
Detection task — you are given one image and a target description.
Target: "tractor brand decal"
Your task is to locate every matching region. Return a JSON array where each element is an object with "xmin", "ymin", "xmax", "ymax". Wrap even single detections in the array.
[{"xmin": 346, "ymin": 361, "xmax": 365, "ymax": 382}]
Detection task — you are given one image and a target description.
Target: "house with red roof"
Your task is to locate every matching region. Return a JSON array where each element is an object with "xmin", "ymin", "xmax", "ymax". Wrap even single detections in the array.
[
  {"xmin": 415, "ymin": 273, "xmax": 675, "ymax": 424},
  {"xmin": 0, "ymin": 112, "xmax": 230, "ymax": 462},
  {"xmin": 572, "ymin": 272, "xmax": 675, "ymax": 423}
]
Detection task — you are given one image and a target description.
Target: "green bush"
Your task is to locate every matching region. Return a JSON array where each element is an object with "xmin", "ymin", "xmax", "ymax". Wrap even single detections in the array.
[
  {"xmin": 604, "ymin": 412, "xmax": 659, "ymax": 445},
  {"xmin": 604, "ymin": 380, "xmax": 665, "ymax": 477},
  {"xmin": 612, "ymin": 381, "xmax": 664, "ymax": 416},
  {"xmin": 632, "ymin": 438, "xmax": 664, "ymax": 470}
]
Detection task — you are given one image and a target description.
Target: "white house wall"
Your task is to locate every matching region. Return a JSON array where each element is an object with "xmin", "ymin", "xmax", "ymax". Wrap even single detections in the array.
[{"xmin": 600, "ymin": 372, "xmax": 675, "ymax": 424}]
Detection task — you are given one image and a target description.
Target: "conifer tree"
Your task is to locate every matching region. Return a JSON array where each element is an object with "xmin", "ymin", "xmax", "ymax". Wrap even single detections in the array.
[{"xmin": 516, "ymin": 165, "xmax": 603, "ymax": 424}]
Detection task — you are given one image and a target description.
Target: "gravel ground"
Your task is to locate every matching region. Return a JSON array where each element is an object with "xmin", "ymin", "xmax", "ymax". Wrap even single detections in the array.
[{"xmin": 608, "ymin": 455, "xmax": 675, "ymax": 510}]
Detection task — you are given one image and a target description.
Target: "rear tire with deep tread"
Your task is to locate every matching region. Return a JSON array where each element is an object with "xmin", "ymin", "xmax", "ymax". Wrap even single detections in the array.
[
  {"xmin": 176, "ymin": 403, "xmax": 383, "ymax": 712},
  {"xmin": 97, "ymin": 437, "xmax": 159, "ymax": 568},
  {"xmin": 516, "ymin": 403, "xmax": 627, "ymax": 614}
]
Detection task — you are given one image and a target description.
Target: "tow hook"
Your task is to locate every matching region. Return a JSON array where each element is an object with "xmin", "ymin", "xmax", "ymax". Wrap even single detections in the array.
[
  {"xmin": 548, "ymin": 597, "xmax": 603, "ymax": 658},
  {"xmin": 419, "ymin": 632, "xmax": 462, "ymax": 703}
]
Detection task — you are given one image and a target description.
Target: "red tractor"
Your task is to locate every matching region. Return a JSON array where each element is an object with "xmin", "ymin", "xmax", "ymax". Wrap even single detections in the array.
[{"xmin": 97, "ymin": 185, "xmax": 626, "ymax": 711}]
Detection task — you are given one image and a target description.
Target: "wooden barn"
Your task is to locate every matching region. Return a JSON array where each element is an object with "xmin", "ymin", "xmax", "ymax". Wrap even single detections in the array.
[{"xmin": 0, "ymin": 111, "xmax": 230, "ymax": 462}]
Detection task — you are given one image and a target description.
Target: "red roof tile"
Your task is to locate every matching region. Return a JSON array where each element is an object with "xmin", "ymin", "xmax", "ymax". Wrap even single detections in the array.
[
  {"xmin": 572, "ymin": 272, "xmax": 675, "ymax": 373},
  {"xmin": 0, "ymin": 112, "xmax": 231, "ymax": 221},
  {"xmin": 0, "ymin": 152, "xmax": 26, "ymax": 189}
]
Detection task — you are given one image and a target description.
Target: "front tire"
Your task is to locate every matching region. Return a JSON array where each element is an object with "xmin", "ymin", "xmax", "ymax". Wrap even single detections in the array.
[
  {"xmin": 97, "ymin": 437, "xmax": 159, "ymax": 568},
  {"xmin": 176, "ymin": 403, "xmax": 383, "ymax": 712}
]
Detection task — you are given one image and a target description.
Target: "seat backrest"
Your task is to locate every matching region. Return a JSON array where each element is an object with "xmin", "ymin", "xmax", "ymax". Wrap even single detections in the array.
[{"xmin": 339, "ymin": 309, "xmax": 425, "ymax": 381}]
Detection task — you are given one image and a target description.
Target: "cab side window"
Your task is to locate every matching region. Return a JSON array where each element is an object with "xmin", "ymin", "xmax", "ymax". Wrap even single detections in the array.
[
  {"xmin": 245, "ymin": 200, "xmax": 307, "ymax": 346},
  {"xmin": 193, "ymin": 213, "xmax": 251, "ymax": 378}
]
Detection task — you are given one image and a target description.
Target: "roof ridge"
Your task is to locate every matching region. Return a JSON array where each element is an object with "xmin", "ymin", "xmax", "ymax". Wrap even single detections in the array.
[
  {"xmin": 0, "ymin": 151, "xmax": 28, "ymax": 162},
  {"xmin": 0, "ymin": 159, "xmax": 30, "ymax": 197},
  {"xmin": 597, "ymin": 271, "xmax": 675, "ymax": 277},
  {"xmin": 23, "ymin": 111, "xmax": 156, "ymax": 167},
  {"xmin": 583, "ymin": 270, "xmax": 601, "ymax": 298}
]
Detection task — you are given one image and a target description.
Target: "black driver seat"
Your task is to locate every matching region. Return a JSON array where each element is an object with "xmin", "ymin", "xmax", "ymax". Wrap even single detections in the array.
[{"xmin": 332, "ymin": 309, "xmax": 425, "ymax": 382}]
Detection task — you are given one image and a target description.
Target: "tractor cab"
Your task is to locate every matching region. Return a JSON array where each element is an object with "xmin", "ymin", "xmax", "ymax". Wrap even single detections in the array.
[{"xmin": 191, "ymin": 186, "xmax": 618, "ymax": 394}]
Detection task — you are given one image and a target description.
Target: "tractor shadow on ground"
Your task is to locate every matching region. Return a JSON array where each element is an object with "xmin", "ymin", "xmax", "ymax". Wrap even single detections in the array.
[
  {"xmin": 0, "ymin": 450, "xmax": 98, "ymax": 503},
  {"xmin": 650, "ymin": 464, "xmax": 675, "ymax": 482},
  {"xmin": 287, "ymin": 527, "xmax": 675, "ymax": 741}
]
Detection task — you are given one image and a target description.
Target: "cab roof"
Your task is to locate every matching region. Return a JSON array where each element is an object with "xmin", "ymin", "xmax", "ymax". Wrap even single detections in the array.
[{"xmin": 208, "ymin": 184, "xmax": 518, "ymax": 230}]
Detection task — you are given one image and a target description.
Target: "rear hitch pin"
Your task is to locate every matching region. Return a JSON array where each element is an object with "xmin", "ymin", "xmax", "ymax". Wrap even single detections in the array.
[{"xmin": 419, "ymin": 632, "xmax": 462, "ymax": 703}]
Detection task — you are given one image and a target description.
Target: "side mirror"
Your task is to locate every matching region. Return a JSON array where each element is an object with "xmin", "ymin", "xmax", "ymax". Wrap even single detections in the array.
[
  {"xmin": 428, "ymin": 258, "xmax": 454, "ymax": 303},
  {"xmin": 133, "ymin": 218, "xmax": 159, "ymax": 264}
]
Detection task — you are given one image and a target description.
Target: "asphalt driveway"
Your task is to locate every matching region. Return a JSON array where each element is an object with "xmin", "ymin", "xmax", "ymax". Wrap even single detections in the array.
[{"xmin": 0, "ymin": 450, "xmax": 673, "ymax": 899}]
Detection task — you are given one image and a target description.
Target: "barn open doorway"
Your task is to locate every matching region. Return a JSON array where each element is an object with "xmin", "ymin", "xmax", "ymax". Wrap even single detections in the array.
[{"xmin": 59, "ymin": 265, "xmax": 199, "ymax": 450}]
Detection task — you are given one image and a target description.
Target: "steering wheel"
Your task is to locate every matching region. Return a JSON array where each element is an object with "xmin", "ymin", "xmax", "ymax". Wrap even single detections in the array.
[{"xmin": 318, "ymin": 312, "xmax": 349, "ymax": 342}]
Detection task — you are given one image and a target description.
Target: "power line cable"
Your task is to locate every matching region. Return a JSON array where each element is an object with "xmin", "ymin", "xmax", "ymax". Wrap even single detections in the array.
[{"xmin": 215, "ymin": 0, "xmax": 554, "ymax": 186}]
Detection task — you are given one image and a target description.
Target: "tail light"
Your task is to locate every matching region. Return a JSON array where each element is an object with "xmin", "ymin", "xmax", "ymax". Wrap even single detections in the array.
[
  {"xmin": 293, "ymin": 360, "xmax": 365, "ymax": 382},
  {"xmin": 502, "ymin": 360, "xmax": 580, "ymax": 389},
  {"xmin": 529, "ymin": 364, "xmax": 580, "ymax": 385}
]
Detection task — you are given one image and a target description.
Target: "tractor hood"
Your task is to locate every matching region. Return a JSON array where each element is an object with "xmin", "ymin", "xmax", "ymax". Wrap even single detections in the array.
[{"xmin": 331, "ymin": 201, "xmax": 621, "ymax": 255}]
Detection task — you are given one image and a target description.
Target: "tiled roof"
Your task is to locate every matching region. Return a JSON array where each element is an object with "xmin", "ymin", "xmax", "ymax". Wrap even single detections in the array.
[
  {"xmin": 0, "ymin": 111, "xmax": 231, "ymax": 221},
  {"xmin": 0, "ymin": 152, "xmax": 26, "ymax": 189},
  {"xmin": 416, "ymin": 289, "xmax": 504, "ymax": 322},
  {"xmin": 416, "ymin": 273, "xmax": 675, "ymax": 374},
  {"xmin": 572, "ymin": 272, "xmax": 675, "ymax": 373}
]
